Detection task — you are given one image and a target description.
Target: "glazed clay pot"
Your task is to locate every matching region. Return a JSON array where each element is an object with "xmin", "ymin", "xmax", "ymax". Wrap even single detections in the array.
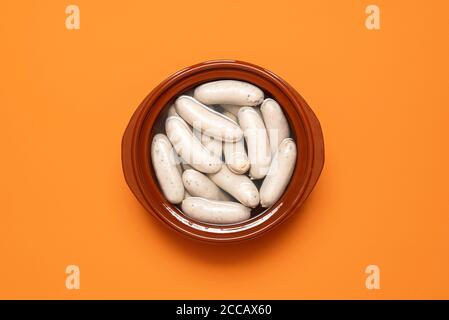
[{"xmin": 122, "ymin": 60, "xmax": 324, "ymax": 243}]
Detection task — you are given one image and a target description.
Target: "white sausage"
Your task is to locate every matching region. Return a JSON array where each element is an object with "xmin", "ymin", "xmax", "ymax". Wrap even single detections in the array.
[
  {"xmin": 208, "ymin": 165, "xmax": 259, "ymax": 208},
  {"xmin": 222, "ymin": 110, "xmax": 238, "ymax": 122},
  {"xmin": 220, "ymin": 104, "xmax": 242, "ymax": 116},
  {"xmin": 202, "ymin": 136, "xmax": 223, "ymax": 160},
  {"xmin": 167, "ymin": 104, "xmax": 178, "ymax": 117},
  {"xmin": 194, "ymin": 80, "xmax": 264, "ymax": 106},
  {"xmin": 222, "ymin": 111, "xmax": 250, "ymax": 174},
  {"xmin": 165, "ymin": 116, "xmax": 222, "ymax": 174},
  {"xmin": 260, "ymin": 138, "xmax": 297, "ymax": 208},
  {"xmin": 182, "ymin": 197, "xmax": 251, "ymax": 224},
  {"xmin": 238, "ymin": 107, "xmax": 271, "ymax": 179},
  {"xmin": 151, "ymin": 134, "xmax": 185, "ymax": 204},
  {"xmin": 182, "ymin": 169, "xmax": 231, "ymax": 201},
  {"xmin": 197, "ymin": 131, "xmax": 223, "ymax": 160},
  {"xmin": 175, "ymin": 95, "xmax": 243, "ymax": 142},
  {"xmin": 260, "ymin": 98, "xmax": 290, "ymax": 155}
]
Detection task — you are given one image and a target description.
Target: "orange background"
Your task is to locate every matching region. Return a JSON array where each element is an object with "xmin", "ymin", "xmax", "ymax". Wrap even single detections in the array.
[{"xmin": 1, "ymin": 0, "xmax": 448, "ymax": 299}]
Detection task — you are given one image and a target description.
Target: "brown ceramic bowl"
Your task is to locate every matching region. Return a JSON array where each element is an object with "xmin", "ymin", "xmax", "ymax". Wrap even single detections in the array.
[{"xmin": 121, "ymin": 60, "xmax": 324, "ymax": 243}]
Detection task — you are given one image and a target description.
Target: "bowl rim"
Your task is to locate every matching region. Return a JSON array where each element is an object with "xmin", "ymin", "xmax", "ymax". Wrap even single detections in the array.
[{"xmin": 121, "ymin": 59, "xmax": 324, "ymax": 243}]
